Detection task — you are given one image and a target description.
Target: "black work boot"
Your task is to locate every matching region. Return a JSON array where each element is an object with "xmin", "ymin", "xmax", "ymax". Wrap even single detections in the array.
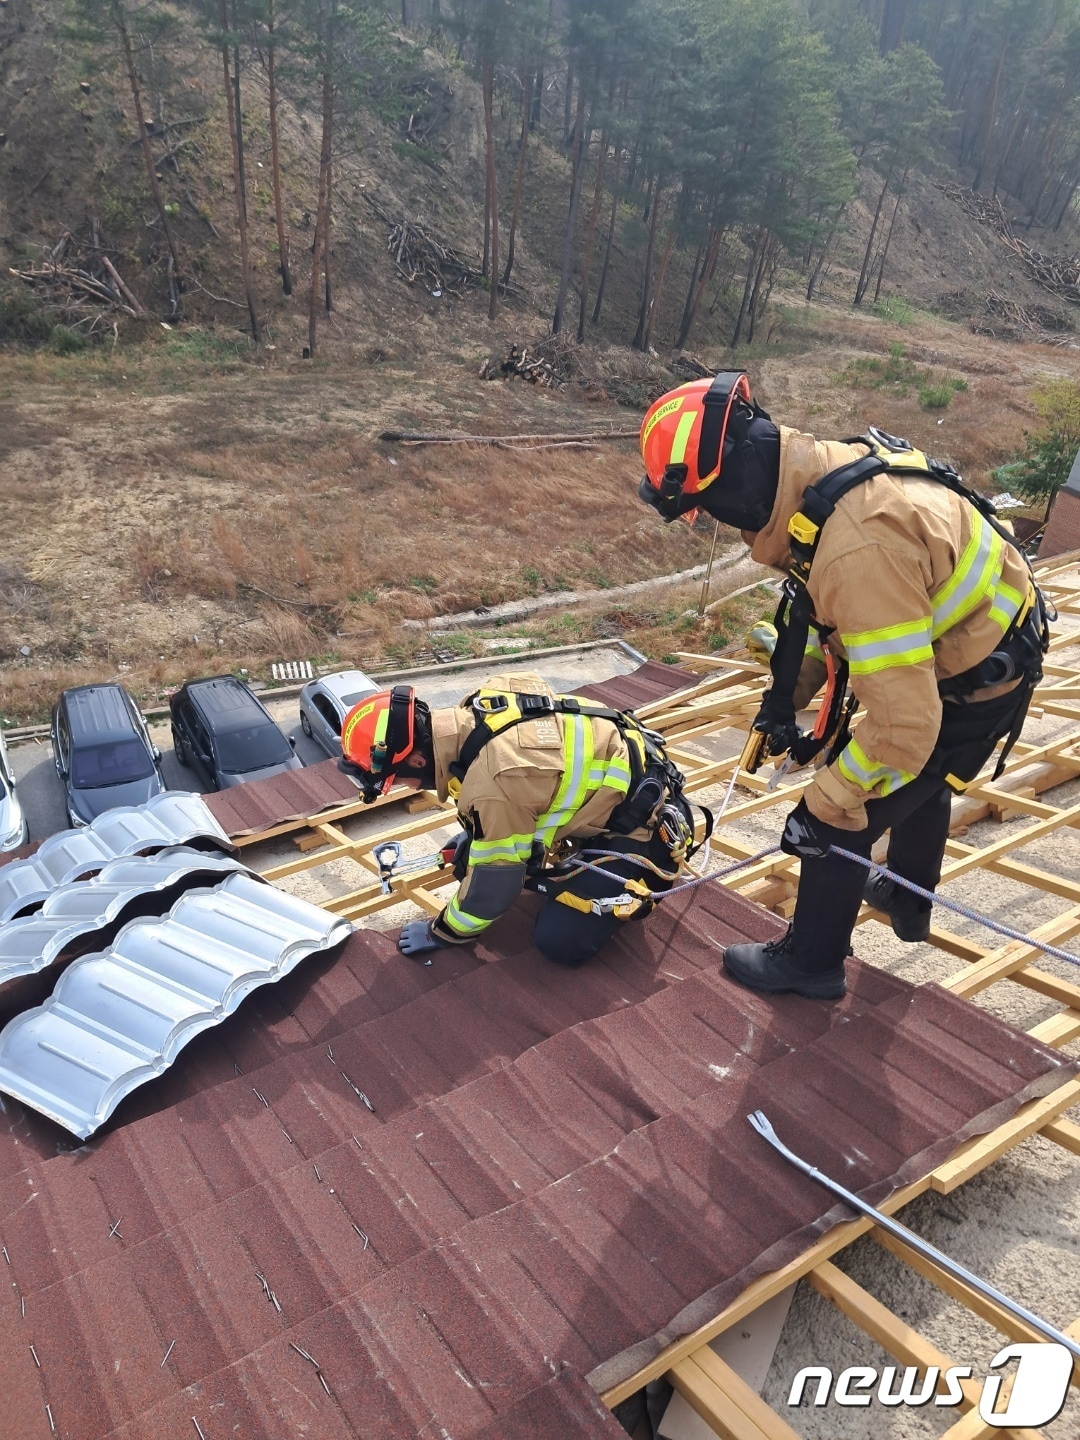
[
  {"xmin": 722, "ymin": 930, "xmax": 846, "ymax": 1000},
  {"xmin": 863, "ymin": 871, "xmax": 932, "ymax": 943}
]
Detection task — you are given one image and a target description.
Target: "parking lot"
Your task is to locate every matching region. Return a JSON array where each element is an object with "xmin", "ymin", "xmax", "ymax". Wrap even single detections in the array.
[{"xmin": 3, "ymin": 644, "xmax": 641, "ymax": 845}]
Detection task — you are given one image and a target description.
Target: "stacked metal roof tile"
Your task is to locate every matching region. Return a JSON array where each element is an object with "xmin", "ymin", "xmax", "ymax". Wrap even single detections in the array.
[
  {"xmin": 0, "ymin": 874, "xmax": 354, "ymax": 1138},
  {"xmin": 0, "ymin": 847, "xmax": 249, "ymax": 985},
  {"xmin": 0, "ymin": 881, "xmax": 1070, "ymax": 1439},
  {"xmin": 0, "ymin": 793, "xmax": 233, "ymax": 921}
]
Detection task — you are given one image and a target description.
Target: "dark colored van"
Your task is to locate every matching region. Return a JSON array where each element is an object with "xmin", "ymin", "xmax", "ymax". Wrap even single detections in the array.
[
  {"xmin": 170, "ymin": 676, "xmax": 302, "ymax": 790},
  {"xmin": 52, "ymin": 684, "xmax": 166, "ymax": 827}
]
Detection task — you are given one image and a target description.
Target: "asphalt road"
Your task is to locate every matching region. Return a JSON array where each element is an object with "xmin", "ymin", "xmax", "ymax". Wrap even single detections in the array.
[{"xmin": 5, "ymin": 647, "xmax": 638, "ymax": 845}]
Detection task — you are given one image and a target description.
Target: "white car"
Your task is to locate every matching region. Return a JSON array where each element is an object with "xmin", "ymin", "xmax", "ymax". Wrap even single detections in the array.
[
  {"xmin": 298, "ymin": 669, "xmax": 379, "ymax": 758},
  {"xmin": 0, "ymin": 730, "xmax": 28, "ymax": 850}
]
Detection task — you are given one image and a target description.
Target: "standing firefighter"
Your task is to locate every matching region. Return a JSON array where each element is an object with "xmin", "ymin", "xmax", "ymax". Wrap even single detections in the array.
[
  {"xmin": 639, "ymin": 372, "xmax": 1049, "ymax": 1000},
  {"xmin": 338, "ymin": 674, "xmax": 703, "ymax": 965}
]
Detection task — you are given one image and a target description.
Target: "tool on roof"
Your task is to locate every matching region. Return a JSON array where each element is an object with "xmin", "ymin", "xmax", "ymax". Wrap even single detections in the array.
[
  {"xmin": 373, "ymin": 839, "xmax": 458, "ymax": 894},
  {"xmin": 748, "ymin": 1109, "xmax": 1080, "ymax": 1361}
]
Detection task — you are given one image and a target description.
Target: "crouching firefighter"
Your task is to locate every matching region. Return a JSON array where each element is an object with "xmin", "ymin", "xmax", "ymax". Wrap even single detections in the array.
[
  {"xmin": 338, "ymin": 675, "xmax": 708, "ymax": 966},
  {"xmin": 639, "ymin": 372, "xmax": 1050, "ymax": 1000}
]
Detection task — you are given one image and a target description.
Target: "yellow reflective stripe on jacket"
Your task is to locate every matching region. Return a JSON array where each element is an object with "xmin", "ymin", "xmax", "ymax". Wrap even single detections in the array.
[
  {"xmin": 587, "ymin": 753, "xmax": 631, "ymax": 794},
  {"xmin": 930, "ymin": 509, "xmax": 1002, "ymax": 639},
  {"xmin": 535, "ymin": 714, "xmax": 593, "ymax": 845},
  {"xmin": 842, "ymin": 617, "xmax": 933, "ymax": 676},
  {"xmin": 443, "ymin": 892, "xmax": 491, "ymax": 936},
  {"xmin": 987, "ymin": 575, "xmax": 1025, "ymax": 635},
  {"xmin": 470, "ymin": 835, "xmax": 533, "ymax": 865},
  {"xmin": 837, "ymin": 737, "xmax": 915, "ymax": 796}
]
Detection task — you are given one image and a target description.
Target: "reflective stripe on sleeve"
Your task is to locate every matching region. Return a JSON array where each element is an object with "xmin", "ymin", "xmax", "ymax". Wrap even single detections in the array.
[
  {"xmin": 841, "ymin": 617, "xmax": 934, "ymax": 676},
  {"xmin": 836, "ymin": 737, "xmax": 915, "ymax": 796}
]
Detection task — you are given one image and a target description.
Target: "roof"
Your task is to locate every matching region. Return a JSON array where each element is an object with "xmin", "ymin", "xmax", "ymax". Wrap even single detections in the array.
[
  {"xmin": 314, "ymin": 671, "xmax": 379, "ymax": 705},
  {"xmin": 61, "ymin": 685, "xmax": 138, "ymax": 745},
  {"xmin": 181, "ymin": 676, "xmax": 271, "ymax": 729},
  {"xmin": 0, "ymin": 880, "xmax": 1069, "ymax": 1439}
]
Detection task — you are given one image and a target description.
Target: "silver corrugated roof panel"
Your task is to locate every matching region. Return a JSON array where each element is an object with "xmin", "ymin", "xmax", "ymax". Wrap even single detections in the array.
[
  {"xmin": 0, "ymin": 847, "xmax": 251, "ymax": 986},
  {"xmin": 0, "ymin": 792, "xmax": 233, "ymax": 921},
  {"xmin": 0, "ymin": 873, "xmax": 353, "ymax": 1138}
]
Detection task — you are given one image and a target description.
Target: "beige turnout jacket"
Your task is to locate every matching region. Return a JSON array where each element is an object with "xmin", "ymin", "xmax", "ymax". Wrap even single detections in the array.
[
  {"xmin": 751, "ymin": 428, "xmax": 1031, "ymax": 831},
  {"xmin": 428, "ymin": 673, "xmax": 636, "ymax": 941}
]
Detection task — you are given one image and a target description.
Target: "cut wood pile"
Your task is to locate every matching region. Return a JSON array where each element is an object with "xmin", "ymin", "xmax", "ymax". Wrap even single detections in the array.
[
  {"xmin": 479, "ymin": 337, "xmax": 575, "ymax": 387},
  {"xmin": 9, "ymin": 223, "xmax": 149, "ymax": 334},
  {"xmin": 363, "ymin": 192, "xmax": 485, "ymax": 294},
  {"xmin": 938, "ymin": 181, "xmax": 1080, "ymax": 311},
  {"xmin": 973, "ymin": 290, "xmax": 1076, "ymax": 347}
]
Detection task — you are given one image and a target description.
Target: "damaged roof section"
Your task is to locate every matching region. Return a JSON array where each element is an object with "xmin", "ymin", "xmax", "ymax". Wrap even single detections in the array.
[
  {"xmin": 0, "ymin": 873, "xmax": 353, "ymax": 1138},
  {"xmin": 0, "ymin": 792, "xmax": 234, "ymax": 921}
]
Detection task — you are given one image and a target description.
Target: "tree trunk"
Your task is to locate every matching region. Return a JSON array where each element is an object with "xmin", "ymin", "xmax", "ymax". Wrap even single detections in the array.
[
  {"xmin": 806, "ymin": 208, "xmax": 844, "ymax": 301},
  {"xmin": 641, "ymin": 223, "xmax": 674, "ymax": 353},
  {"xmin": 972, "ymin": 41, "xmax": 1007, "ymax": 192},
  {"xmin": 221, "ymin": 0, "xmax": 259, "ymax": 341},
  {"xmin": 872, "ymin": 173, "xmax": 907, "ymax": 303},
  {"xmin": 323, "ymin": 156, "xmax": 333, "ymax": 311},
  {"xmin": 563, "ymin": 58, "xmax": 573, "ymax": 143},
  {"xmin": 502, "ymin": 70, "xmax": 532, "ymax": 287},
  {"xmin": 1054, "ymin": 169, "xmax": 1080, "ymax": 230},
  {"xmin": 731, "ymin": 228, "xmax": 765, "ymax": 346},
  {"xmin": 307, "ymin": 16, "xmax": 333, "ymax": 357},
  {"xmin": 267, "ymin": 0, "xmax": 292, "ymax": 294},
  {"xmin": 854, "ymin": 173, "xmax": 891, "ymax": 305},
  {"xmin": 632, "ymin": 177, "xmax": 662, "ymax": 350},
  {"xmin": 552, "ymin": 85, "xmax": 588, "ymax": 336},
  {"xmin": 675, "ymin": 244, "xmax": 702, "ymax": 350},
  {"xmin": 591, "ymin": 145, "xmax": 621, "ymax": 325},
  {"xmin": 482, "ymin": 58, "xmax": 499, "ymax": 321},
  {"xmin": 116, "ymin": 5, "xmax": 180, "ymax": 296},
  {"xmin": 745, "ymin": 231, "xmax": 773, "ymax": 344},
  {"xmin": 675, "ymin": 222, "xmax": 723, "ymax": 349},
  {"xmin": 576, "ymin": 121, "xmax": 608, "ymax": 341}
]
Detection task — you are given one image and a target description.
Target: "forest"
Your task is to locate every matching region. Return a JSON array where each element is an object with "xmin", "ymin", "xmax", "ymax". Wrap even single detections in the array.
[{"xmin": 10, "ymin": 0, "xmax": 1080, "ymax": 356}]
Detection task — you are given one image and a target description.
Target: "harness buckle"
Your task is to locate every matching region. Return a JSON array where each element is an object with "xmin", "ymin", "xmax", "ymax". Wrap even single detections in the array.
[
  {"xmin": 519, "ymin": 693, "xmax": 556, "ymax": 715},
  {"xmin": 472, "ymin": 693, "xmax": 509, "ymax": 715}
]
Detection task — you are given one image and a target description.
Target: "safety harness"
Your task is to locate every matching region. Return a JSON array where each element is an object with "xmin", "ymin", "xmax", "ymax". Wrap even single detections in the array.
[
  {"xmin": 742, "ymin": 426, "xmax": 1050, "ymax": 783},
  {"xmin": 446, "ymin": 687, "xmax": 712, "ymax": 918}
]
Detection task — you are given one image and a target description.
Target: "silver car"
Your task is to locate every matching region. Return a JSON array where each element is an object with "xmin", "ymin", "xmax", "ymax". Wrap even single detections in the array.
[
  {"xmin": 0, "ymin": 730, "xmax": 28, "ymax": 850},
  {"xmin": 298, "ymin": 669, "xmax": 379, "ymax": 758}
]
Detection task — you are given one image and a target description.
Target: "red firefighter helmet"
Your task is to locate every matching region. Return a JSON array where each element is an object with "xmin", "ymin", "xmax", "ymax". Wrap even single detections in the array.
[
  {"xmin": 638, "ymin": 371, "xmax": 753, "ymax": 525},
  {"xmin": 340, "ymin": 686, "xmax": 422, "ymax": 802}
]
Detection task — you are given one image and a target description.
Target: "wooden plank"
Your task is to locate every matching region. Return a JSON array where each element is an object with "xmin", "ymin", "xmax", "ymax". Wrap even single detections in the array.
[
  {"xmin": 1044, "ymin": 1117, "xmax": 1080, "ymax": 1157},
  {"xmin": 929, "ymin": 1078, "xmax": 1080, "ymax": 1192},
  {"xmin": 942, "ymin": 908, "xmax": 1080, "ymax": 998},
  {"xmin": 807, "ymin": 1259, "xmax": 981, "ymax": 1406},
  {"xmin": 1028, "ymin": 1009, "xmax": 1080, "ymax": 1048},
  {"xmin": 670, "ymin": 1348, "xmax": 803, "ymax": 1440},
  {"xmin": 870, "ymin": 1230, "xmax": 1077, "ymax": 1366}
]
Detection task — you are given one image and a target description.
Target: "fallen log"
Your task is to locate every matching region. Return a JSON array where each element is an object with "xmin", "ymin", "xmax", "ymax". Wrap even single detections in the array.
[{"xmin": 379, "ymin": 427, "xmax": 638, "ymax": 445}]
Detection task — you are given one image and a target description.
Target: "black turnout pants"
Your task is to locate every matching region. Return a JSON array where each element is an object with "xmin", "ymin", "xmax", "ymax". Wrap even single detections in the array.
[
  {"xmin": 532, "ymin": 832, "xmax": 675, "ymax": 968},
  {"xmin": 789, "ymin": 686, "xmax": 1030, "ymax": 973}
]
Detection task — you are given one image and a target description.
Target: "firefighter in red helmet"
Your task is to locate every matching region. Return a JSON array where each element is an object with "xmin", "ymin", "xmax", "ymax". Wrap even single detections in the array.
[
  {"xmin": 339, "ymin": 677, "xmax": 700, "ymax": 966},
  {"xmin": 639, "ymin": 372, "xmax": 1047, "ymax": 1000}
]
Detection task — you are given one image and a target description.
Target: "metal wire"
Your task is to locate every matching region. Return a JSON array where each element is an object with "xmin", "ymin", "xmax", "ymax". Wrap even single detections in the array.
[{"xmin": 829, "ymin": 844, "xmax": 1080, "ymax": 971}]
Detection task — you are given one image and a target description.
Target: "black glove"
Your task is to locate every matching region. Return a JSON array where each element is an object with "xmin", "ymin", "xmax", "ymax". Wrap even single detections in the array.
[
  {"xmin": 779, "ymin": 799, "xmax": 831, "ymax": 860},
  {"xmin": 398, "ymin": 920, "xmax": 441, "ymax": 962},
  {"xmin": 446, "ymin": 830, "xmax": 471, "ymax": 882}
]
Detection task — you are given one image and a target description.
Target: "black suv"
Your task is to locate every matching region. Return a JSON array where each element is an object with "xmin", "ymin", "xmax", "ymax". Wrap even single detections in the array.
[
  {"xmin": 52, "ymin": 684, "xmax": 166, "ymax": 827},
  {"xmin": 170, "ymin": 676, "xmax": 302, "ymax": 789}
]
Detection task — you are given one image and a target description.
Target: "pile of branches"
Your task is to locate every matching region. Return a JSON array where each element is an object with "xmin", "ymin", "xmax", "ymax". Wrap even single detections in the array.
[
  {"xmin": 387, "ymin": 219, "xmax": 483, "ymax": 292},
  {"xmin": 972, "ymin": 290, "xmax": 1075, "ymax": 346},
  {"xmin": 479, "ymin": 338, "xmax": 575, "ymax": 387},
  {"xmin": 937, "ymin": 181, "xmax": 1080, "ymax": 309},
  {"xmin": 9, "ymin": 223, "xmax": 148, "ymax": 335}
]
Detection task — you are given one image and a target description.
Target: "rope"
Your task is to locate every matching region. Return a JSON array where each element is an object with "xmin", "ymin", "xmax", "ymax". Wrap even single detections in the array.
[
  {"xmin": 829, "ymin": 844, "xmax": 1080, "ymax": 971},
  {"xmin": 556, "ymin": 841, "xmax": 1080, "ymax": 973}
]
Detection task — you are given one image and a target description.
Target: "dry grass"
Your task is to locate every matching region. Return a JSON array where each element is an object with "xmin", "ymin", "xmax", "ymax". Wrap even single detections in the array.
[{"xmin": 4, "ymin": 301, "xmax": 1080, "ymax": 725}]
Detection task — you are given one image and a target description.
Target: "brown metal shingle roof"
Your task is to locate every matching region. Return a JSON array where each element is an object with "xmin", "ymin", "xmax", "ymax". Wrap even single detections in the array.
[{"xmin": 0, "ymin": 876, "xmax": 1072, "ymax": 1438}]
